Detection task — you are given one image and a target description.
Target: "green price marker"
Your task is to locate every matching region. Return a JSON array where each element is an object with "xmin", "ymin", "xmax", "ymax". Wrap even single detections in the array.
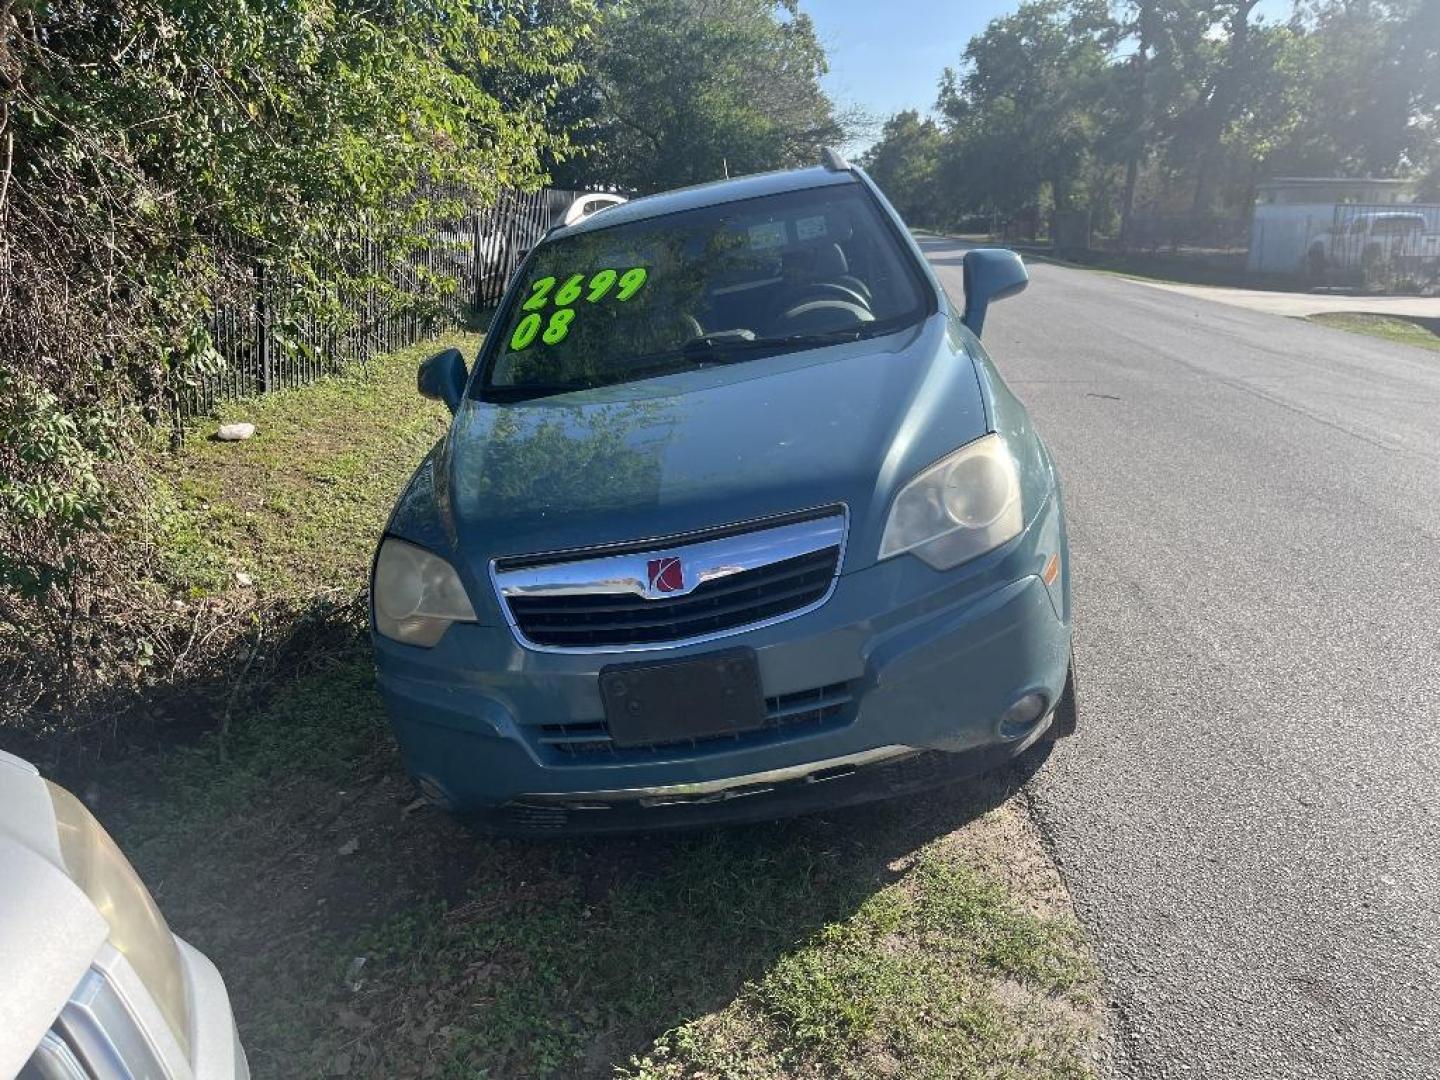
[
  {"xmin": 522, "ymin": 276, "xmax": 555, "ymax": 311},
  {"xmin": 615, "ymin": 267, "xmax": 648, "ymax": 300},
  {"xmin": 508, "ymin": 267, "xmax": 650, "ymax": 352}
]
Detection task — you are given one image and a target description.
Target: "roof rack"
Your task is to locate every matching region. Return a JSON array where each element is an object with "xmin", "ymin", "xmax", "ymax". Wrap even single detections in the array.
[{"xmin": 819, "ymin": 147, "xmax": 850, "ymax": 172}]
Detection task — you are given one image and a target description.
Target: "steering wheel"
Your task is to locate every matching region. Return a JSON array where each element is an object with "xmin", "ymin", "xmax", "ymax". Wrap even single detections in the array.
[
  {"xmin": 781, "ymin": 283, "xmax": 871, "ymax": 311},
  {"xmin": 672, "ymin": 313, "xmax": 705, "ymax": 341},
  {"xmin": 774, "ymin": 300, "xmax": 875, "ymax": 334},
  {"xmin": 835, "ymin": 274, "xmax": 873, "ymax": 304}
]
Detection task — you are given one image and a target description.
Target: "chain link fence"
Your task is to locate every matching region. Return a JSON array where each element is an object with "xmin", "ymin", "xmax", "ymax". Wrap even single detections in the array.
[{"xmin": 182, "ymin": 188, "xmax": 583, "ymax": 419}]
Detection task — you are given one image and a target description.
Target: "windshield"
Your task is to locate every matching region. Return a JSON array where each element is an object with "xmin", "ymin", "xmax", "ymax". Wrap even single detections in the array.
[
  {"xmin": 476, "ymin": 182, "xmax": 929, "ymax": 401},
  {"xmin": 1371, "ymin": 216, "xmax": 1423, "ymax": 236}
]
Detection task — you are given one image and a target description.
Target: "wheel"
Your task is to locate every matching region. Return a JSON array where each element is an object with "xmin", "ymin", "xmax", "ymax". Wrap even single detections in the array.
[
  {"xmin": 1361, "ymin": 243, "xmax": 1389, "ymax": 292},
  {"xmin": 1046, "ymin": 654, "xmax": 1078, "ymax": 739},
  {"xmin": 1390, "ymin": 255, "xmax": 1417, "ymax": 294}
]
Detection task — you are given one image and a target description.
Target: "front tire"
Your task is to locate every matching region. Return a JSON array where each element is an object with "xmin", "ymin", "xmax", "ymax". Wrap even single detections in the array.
[
  {"xmin": 1361, "ymin": 243, "xmax": 1390, "ymax": 292},
  {"xmin": 1047, "ymin": 655, "xmax": 1078, "ymax": 739}
]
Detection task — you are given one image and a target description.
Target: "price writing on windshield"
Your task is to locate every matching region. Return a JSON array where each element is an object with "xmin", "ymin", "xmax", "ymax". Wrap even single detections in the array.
[{"xmin": 510, "ymin": 267, "xmax": 649, "ymax": 351}]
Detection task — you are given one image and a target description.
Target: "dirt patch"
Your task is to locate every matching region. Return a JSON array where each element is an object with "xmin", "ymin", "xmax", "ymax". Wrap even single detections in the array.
[{"xmin": 103, "ymin": 717, "xmax": 1104, "ymax": 1078}]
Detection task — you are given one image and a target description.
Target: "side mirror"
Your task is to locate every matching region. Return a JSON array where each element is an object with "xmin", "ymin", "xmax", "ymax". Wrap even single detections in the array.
[
  {"xmin": 961, "ymin": 248, "xmax": 1029, "ymax": 338},
  {"xmin": 418, "ymin": 348, "xmax": 468, "ymax": 413}
]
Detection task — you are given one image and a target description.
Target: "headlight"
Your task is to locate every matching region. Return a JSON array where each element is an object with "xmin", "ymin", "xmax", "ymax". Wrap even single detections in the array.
[
  {"xmin": 373, "ymin": 537, "xmax": 477, "ymax": 646},
  {"xmin": 879, "ymin": 433, "xmax": 1023, "ymax": 570},
  {"xmin": 47, "ymin": 781, "xmax": 192, "ymax": 1060}
]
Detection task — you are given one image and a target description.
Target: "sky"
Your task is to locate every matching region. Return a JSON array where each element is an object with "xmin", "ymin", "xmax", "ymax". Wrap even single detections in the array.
[
  {"xmin": 814, "ymin": 0, "xmax": 1029, "ymax": 154},
  {"xmin": 812, "ymin": 0, "xmax": 1293, "ymax": 156}
]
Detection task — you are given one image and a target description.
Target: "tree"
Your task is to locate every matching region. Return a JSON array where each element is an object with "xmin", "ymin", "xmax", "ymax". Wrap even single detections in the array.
[
  {"xmin": 862, "ymin": 0, "xmax": 1438, "ymax": 241},
  {"xmin": 1181, "ymin": 0, "xmax": 1264, "ymax": 211},
  {"xmin": 0, "ymin": 0, "xmax": 598, "ymax": 721},
  {"xmin": 1264, "ymin": 0, "xmax": 1440, "ymax": 179},
  {"xmin": 563, "ymin": 0, "xmax": 844, "ymax": 192},
  {"xmin": 1113, "ymin": 0, "xmax": 1158, "ymax": 240},
  {"xmin": 861, "ymin": 111, "xmax": 946, "ymax": 225},
  {"xmin": 1180, "ymin": 21, "xmax": 1315, "ymax": 211},
  {"xmin": 937, "ymin": 1, "xmax": 1113, "ymax": 225}
]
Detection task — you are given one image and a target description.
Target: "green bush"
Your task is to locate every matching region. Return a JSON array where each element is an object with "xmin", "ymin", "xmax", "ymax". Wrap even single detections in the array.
[{"xmin": 0, "ymin": 0, "xmax": 597, "ymax": 735}]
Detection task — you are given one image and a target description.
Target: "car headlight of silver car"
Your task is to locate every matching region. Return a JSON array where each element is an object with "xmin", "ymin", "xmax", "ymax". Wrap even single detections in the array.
[
  {"xmin": 879, "ymin": 433, "xmax": 1024, "ymax": 570},
  {"xmin": 372, "ymin": 537, "xmax": 477, "ymax": 646},
  {"xmin": 47, "ymin": 781, "xmax": 193, "ymax": 1061}
]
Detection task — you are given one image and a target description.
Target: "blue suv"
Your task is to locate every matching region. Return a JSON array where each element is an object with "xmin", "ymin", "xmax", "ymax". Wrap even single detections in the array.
[{"xmin": 370, "ymin": 152, "xmax": 1075, "ymax": 832}]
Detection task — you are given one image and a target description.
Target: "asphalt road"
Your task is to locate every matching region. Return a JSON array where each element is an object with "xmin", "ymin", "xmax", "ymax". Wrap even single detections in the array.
[{"xmin": 920, "ymin": 237, "xmax": 1440, "ymax": 1078}]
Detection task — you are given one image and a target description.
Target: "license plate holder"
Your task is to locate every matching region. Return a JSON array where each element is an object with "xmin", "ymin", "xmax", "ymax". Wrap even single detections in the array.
[{"xmin": 600, "ymin": 648, "xmax": 766, "ymax": 748}]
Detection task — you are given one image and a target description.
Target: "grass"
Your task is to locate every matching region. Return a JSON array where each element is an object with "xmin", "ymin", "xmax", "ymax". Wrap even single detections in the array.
[
  {"xmin": 1307, "ymin": 312, "xmax": 1440, "ymax": 353},
  {"xmin": 622, "ymin": 849, "xmax": 1095, "ymax": 1080},
  {"xmin": 90, "ymin": 334, "xmax": 1102, "ymax": 1079},
  {"xmin": 1034, "ymin": 250, "xmax": 1273, "ymax": 289},
  {"xmin": 151, "ymin": 331, "xmax": 475, "ymax": 598}
]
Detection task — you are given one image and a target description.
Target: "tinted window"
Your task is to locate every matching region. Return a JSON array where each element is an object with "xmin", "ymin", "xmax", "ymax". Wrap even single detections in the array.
[{"xmin": 477, "ymin": 183, "xmax": 928, "ymax": 400}]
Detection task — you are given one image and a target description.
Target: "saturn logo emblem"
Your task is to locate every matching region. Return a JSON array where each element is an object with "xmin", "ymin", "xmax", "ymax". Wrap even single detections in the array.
[{"xmin": 646, "ymin": 556, "xmax": 684, "ymax": 595}]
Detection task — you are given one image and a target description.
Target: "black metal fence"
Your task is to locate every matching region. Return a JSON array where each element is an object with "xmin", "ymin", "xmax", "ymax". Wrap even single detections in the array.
[
  {"xmin": 182, "ymin": 187, "xmax": 581, "ymax": 418},
  {"xmin": 980, "ymin": 209, "xmax": 1251, "ymax": 259},
  {"xmin": 1113, "ymin": 212, "xmax": 1251, "ymax": 256},
  {"xmin": 471, "ymin": 189, "xmax": 579, "ymax": 310}
]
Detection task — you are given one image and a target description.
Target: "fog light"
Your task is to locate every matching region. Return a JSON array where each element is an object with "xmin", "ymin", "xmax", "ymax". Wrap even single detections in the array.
[{"xmin": 998, "ymin": 693, "xmax": 1047, "ymax": 739}]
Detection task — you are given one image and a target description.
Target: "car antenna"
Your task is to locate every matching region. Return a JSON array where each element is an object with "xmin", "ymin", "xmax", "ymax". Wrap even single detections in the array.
[{"xmin": 820, "ymin": 147, "xmax": 850, "ymax": 172}]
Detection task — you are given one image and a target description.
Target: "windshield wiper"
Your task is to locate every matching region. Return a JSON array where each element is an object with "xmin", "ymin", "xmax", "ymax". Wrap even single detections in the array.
[{"xmin": 681, "ymin": 328, "xmax": 869, "ymax": 363}]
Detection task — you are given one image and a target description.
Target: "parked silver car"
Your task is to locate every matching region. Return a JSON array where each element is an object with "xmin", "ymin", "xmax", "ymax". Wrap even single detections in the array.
[{"xmin": 1, "ymin": 750, "xmax": 248, "ymax": 1079}]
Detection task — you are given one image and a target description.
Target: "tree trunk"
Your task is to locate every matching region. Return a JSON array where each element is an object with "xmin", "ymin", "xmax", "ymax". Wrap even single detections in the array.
[
  {"xmin": 1119, "ymin": 155, "xmax": 1141, "ymax": 249},
  {"xmin": 1118, "ymin": 1, "xmax": 1154, "ymax": 250},
  {"xmin": 1191, "ymin": 0, "xmax": 1260, "ymax": 213}
]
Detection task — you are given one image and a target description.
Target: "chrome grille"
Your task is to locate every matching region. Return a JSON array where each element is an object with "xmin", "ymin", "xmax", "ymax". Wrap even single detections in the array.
[
  {"xmin": 494, "ymin": 508, "xmax": 846, "ymax": 651},
  {"xmin": 509, "ymin": 548, "xmax": 837, "ymax": 648},
  {"xmin": 534, "ymin": 681, "xmax": 856, "ymax": 759}
]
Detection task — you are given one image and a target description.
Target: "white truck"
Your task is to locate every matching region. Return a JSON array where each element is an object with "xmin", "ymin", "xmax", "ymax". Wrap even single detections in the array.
[{"xmin": 1305, "ymin": 210, "xmax": 1440, "ymax": 288}]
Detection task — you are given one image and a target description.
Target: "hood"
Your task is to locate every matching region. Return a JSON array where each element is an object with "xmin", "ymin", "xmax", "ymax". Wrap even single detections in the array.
[{"xmin": 390, "ymin": 314, "xmax": 989, "ymax": 579}]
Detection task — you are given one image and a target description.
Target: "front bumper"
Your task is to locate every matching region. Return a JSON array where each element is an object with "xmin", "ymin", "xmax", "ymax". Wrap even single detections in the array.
[
  {"xmin": 176, "ymin": 937, "xmax": 249, "ymax": 1080},
  {"xmin": 374, "ymin": 498, "xmax": 1071, "ymax": 832},
  {"xmin": 476, "ymin": 742, "xmax": 1051, "ymax": 833}
]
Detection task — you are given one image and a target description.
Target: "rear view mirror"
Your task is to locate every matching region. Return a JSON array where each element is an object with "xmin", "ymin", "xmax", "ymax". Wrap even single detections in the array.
[
  {"xmin": 961, "ymin": 249, "xmax": 1029, "ymax": 338},
  {"xmin": 418, "ymin": 348, "xmax": 468, "ymax": 413}
]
